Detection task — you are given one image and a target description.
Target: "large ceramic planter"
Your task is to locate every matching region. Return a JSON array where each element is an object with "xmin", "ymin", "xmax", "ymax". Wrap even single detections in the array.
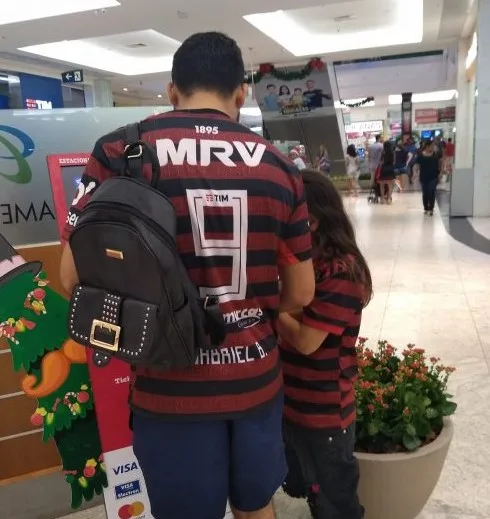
[{"xmin": 355, "ymin": 419, "xmax": 454, "ymax": 519}]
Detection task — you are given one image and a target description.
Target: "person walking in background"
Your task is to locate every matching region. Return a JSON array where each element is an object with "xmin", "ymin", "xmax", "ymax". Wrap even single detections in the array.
[
  {"xmin": 394, "ymin": 141, "xmax": 413, "ymax": 192},
  {"xmin": 316, "ymin": 145, "xmax": 331, "ymax": 175},
  {"xmin": 379, "ymin": 141, "xmax": 396, "ymax": 204},
  {"xmin": 368, "ymin": 135, "xmax": 383, "ymax": 185},
  {"xmin": 405, "ymin": 138, "xmax": 418, "ymax": 185},
  {"xmin": 443, "ymin": 137, "xmax": 455, "ymax": 180},
  {"xmin": 414, "ymin": 140, "xmax": 441, "ymax": 216},
  {"xmin": 345, "ymin": 144, "xmax": 360, "ymax": 197},
  {"xmin": 279, "ymin": 170, "xmax": 372, "ymax": 519}
]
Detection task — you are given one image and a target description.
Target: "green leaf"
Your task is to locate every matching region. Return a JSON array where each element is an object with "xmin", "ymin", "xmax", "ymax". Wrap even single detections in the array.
[
  {"xmin": 406, "ymin": 424, "xmax": 417, "ymax": 436},
  {"xmin": 402, "ymin": 433, "xmax": 422, "ymax": 451},
  {"xmin": 413, "ymin": 418, "xmax": 432, "ymax": 437},
  {"xmin": 423, "ymin": 397, "xmax": 431, "ymax": 407},
  {"xmin": 367, "ymin": 421, "xmax": 380, "ymax": 436},
  {"xmin": 442, "ymin": 401, "xmax": 457, "ymax": 416},
  {"xmin": 404, "ymin": 391, "xmax": 417, "ymax": 405},
  {"xmin": 426, "ymin": 407, "xmax": 439, "ymax": 419}
]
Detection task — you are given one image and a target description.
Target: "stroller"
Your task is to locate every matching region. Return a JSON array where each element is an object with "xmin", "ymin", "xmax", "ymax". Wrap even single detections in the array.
[
  {"xmin": 367, "ymin": 184, "xmax": 381, "ymax": 204},
  {"xmin": 368, "ymin": 164, "xmax": 386, "ymax": 204},
  {"xmin": 367, "ymin": 164, "xmax": 382, "ymax": 204}
]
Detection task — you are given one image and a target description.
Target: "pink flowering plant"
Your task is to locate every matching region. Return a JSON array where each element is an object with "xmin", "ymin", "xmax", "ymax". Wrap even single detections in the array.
[{"xmin": 355, "ymin": 339, "xmax": 457, "ymax": 453}]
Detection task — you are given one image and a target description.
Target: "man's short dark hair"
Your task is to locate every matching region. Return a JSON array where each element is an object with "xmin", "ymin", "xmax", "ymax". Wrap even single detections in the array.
[
  {"xmin": 172, "ymin": 32, "xmax": 246, "ymax": 97},
  {"xmin": 267, "ymin": 84, "xmax": 276, "ymax": 90},
  {"xmin": 375, "ymin": 134, "xmax": 381, "ymax": 142},
  {"xmin": 448, "ymin": 137, "xmax": 453, "ymax": 142}
]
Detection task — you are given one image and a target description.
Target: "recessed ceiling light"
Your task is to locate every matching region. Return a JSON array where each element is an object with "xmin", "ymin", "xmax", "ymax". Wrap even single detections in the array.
[
  {"xmin": 0, "ymin": 0, "xmax": 120, "ymax": 26},
  {"xmin": 243, "ymin": 2, "xmax": 423, "ymax": 56},
  {"xmin": 123, "ymin": 87, "xmax": 128, "ymax": 91},
  {"xmin": 157, "ymin": 94, "xmax": 163, "ymax": 98},
  {"xmin": 19, "ymin": 32, "xmax": 179, "ymax": 75}
]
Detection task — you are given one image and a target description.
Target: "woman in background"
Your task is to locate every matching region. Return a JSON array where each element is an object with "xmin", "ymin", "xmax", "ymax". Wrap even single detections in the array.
[
  {"xmin": 316, "ymin": 145, "xmax": 331, "ymax": 175},
  {"xmin": 280, "ymin": 169, "xmax": 371, "ymax": 519},
  {"xmin": 345, "ymin": 144, "xmax": 360, "ymax": 196},
  {"xmin": 379, "ymin": 141, "xmax": 396, "ymax": 204}
]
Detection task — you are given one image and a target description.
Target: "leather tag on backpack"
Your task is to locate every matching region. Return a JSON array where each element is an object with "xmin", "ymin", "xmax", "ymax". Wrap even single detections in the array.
[{"xmin": 106, "ymin": 249, "xmax": 124, "ymax": 260}]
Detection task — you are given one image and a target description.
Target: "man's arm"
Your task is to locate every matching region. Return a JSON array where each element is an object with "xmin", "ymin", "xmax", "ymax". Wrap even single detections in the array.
[
  {"xmin": 277, "ymin": 172, "xmax": 315, "ymax": 311},
  {"xmin": 59, "ymin": 138, "xmax": 115, "ymax": 296},
  {"xmin": 60, "ymin": 244, "xmax": 78, "ymax": 296}
]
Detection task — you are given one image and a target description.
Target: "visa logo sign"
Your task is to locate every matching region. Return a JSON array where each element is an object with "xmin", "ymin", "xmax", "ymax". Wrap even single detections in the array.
[{"xmin": 113, "ymin": 461, "xmax": 139, "ymax": 475}]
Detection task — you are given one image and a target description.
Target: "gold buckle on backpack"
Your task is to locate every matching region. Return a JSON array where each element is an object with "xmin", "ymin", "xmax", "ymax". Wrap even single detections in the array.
[{"xmin": 90, "ymin": 319, "xmax": 121, "ymax": 352}]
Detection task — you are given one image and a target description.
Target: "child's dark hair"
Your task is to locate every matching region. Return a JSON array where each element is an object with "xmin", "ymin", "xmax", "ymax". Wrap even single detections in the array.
[{"xmin": 301, "ymin": 169, "xmax": 373, "ymax": 307}]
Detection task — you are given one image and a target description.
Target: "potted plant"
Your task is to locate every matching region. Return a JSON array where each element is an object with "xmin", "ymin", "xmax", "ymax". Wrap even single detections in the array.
[{"xmin": 355, "ymin": 339, "xmax": 457, "ymax": 519}]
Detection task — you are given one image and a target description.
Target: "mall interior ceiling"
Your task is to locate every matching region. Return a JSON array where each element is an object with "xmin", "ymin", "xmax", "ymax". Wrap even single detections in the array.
[{"xmin": 0, "ymin": 0, "xmax": 478, "ymax": 103}]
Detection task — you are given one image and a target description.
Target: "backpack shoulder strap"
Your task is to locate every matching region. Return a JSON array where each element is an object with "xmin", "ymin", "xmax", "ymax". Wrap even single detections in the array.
[{"xmin": 123, "ymin": 122, "xmax": 143, "ymax": 179}]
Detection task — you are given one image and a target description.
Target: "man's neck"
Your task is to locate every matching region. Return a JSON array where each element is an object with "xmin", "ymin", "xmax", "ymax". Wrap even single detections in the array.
[{"xmin": 175, "ymin": 93, "xmax": 236, "ymax": 120}]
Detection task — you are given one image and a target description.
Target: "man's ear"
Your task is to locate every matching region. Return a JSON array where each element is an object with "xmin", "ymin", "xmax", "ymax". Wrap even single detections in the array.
[
  {"xmin": 167, "ymin": 82, "xmax": 179, "ymax": 107},
  {"xmin": 235, "ymin": 83, "xmax": 248, "ymax": 109}
]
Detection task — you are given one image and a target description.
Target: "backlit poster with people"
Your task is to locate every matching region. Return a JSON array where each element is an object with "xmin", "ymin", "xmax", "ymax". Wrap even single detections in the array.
[{"xmin": 254, "ymin": 66, "xmax": 334, "ymax": 120}]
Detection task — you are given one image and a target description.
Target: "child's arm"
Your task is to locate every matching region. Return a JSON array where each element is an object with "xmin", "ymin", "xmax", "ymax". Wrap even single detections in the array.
[
  {"xmin": 277, "ymin": 312, "xmax": 328, "ymax": 356},
  {"xmin": 279, "ymin": 269, "xmax": 363, "ymax": 356}
]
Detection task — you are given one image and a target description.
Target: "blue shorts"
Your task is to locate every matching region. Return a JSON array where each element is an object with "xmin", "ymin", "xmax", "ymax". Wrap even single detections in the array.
[{"xmin": 132, "ymin": 394, "xmax": 286, "ymax": 519}]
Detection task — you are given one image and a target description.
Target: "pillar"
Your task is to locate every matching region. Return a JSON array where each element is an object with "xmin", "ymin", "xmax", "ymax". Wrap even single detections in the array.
[
  {"xmin": 450, "ymin": 37, "xmax": 476, "ymax": 217},
  {"xmin": 84, "ymin": 79, "xmax": 114, "ymax": 108},
  {"xmin": 472, "ymin": 0, "xmax": 490, "ymax": 216}
]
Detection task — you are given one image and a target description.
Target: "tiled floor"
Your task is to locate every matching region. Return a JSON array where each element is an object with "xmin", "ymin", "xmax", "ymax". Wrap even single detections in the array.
[{"xmin": 59, "ymin": 192, "xmax": 490, "ymax": 519}]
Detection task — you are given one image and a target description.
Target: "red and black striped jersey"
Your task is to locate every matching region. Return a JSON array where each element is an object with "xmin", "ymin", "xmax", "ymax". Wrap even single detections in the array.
[
  {"xmin": 62, "ymin": 108, "xmax": 312, "ymax": 420},
  {"xmin": 280, "ymin": 258, "xmax": 363, "ymax": 431}
]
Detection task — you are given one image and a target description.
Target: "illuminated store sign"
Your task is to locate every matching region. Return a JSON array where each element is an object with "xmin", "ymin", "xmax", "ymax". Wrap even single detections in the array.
[{"xmin": 25, "ymin": 99, "xmax": 53, "ymax": 110}]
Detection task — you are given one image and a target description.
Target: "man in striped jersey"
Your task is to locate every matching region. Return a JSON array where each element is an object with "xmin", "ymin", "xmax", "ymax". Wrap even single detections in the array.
[{"xmin": 60, "ymin": 32, "xmax": 315, "ymax": 519}]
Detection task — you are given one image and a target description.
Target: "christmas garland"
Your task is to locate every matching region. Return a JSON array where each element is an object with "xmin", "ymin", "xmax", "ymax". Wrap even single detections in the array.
[
  {"xmin": 340, "ymin": 97, "xmax": 375, "ymax": 108},
  {"xmin": 245, "ymin": 58, "xmax": 326, "ymax": 84}
]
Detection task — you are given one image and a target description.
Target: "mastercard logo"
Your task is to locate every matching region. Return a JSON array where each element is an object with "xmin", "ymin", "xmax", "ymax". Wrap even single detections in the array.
[{"xmin": 118, "ymin": 501, "xmax": 145, "ymax": 519}]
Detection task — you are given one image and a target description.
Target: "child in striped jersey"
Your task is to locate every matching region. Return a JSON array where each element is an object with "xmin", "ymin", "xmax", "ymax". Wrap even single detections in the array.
[{"xmin": 277, "ymin": 169, "xmax": 373, "ymax": 519}]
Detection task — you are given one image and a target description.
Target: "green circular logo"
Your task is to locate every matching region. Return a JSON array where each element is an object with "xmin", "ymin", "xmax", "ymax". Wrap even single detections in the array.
[{"xmin": 0, "ymin": 125, "xmax": 34, "ymax": 184}]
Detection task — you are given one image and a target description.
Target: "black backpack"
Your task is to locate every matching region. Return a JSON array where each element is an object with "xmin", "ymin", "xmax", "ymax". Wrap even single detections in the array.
[{"xmin": 68, "ymin": 123, "xmax": 226, "ymax": 369}]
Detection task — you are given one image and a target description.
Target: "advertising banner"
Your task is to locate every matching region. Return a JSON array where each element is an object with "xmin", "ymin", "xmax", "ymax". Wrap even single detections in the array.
[{"xmin": 254, "ymin": 68, "xmax": 335, "ymax": 121}]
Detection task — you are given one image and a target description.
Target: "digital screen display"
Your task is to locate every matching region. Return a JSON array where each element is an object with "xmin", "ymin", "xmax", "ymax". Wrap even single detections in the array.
[{"xmin": 61, "ymin": 166, "xmax": 85, "ymax": 209}]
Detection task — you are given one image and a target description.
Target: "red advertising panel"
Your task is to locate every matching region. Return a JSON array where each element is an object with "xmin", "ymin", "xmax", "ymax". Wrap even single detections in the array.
[{"xmin": 47, "ymin": 153, "xmax": 153, "ymax": 519}]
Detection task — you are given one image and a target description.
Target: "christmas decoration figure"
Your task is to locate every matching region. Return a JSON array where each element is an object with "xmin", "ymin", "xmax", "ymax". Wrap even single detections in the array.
[{"xmin": 0, "ymin": 233, "xmax": 107, "ymax": 509}]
